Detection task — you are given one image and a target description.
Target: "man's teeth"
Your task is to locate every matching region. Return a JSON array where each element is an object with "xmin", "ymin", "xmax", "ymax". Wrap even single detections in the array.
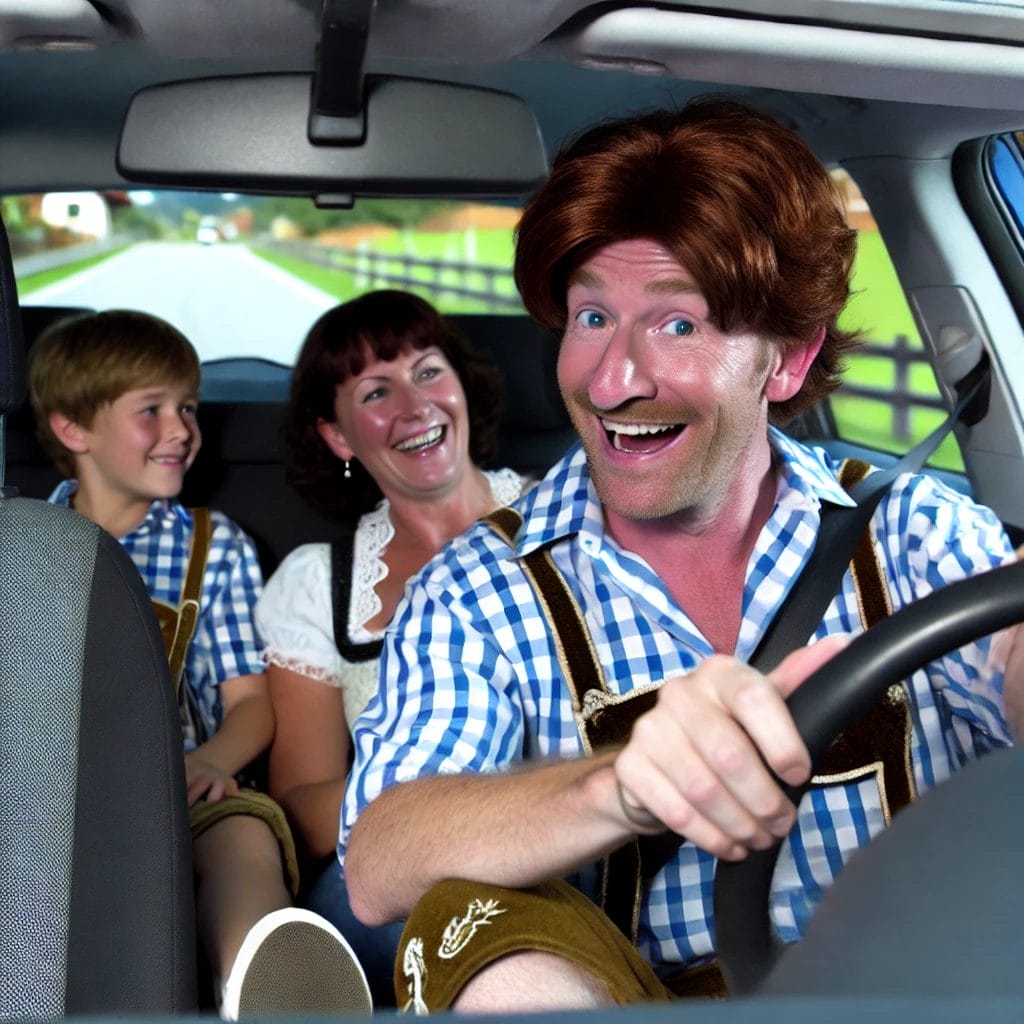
[
  {"xmin": 396, "ymin": 425, "xmax": 443, "ymax": 452},
  {"xmin": 601, "ymin": 420, "xmax": 676, "ymax": 437},
  {"xmin": 601, "ymin": 420, "xmax": 680, "ymax": 453}
]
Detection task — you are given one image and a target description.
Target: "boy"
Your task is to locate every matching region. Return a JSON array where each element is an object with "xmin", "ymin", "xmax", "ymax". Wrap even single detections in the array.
[{"xmin": 28, "ymin": 309, "xmax": 372, "ymax": 1019}]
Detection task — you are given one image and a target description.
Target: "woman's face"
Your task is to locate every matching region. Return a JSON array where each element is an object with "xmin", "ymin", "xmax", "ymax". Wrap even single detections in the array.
[{"xmin": 316, "ymin": 344, "xmax": 474, "ymax": 502}]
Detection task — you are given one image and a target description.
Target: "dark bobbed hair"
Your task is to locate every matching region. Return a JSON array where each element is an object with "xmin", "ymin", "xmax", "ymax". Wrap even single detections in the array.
[
  {"xmin": 285, "ymin": 289, "xmax": 503, "ymax": 522},
  {"xmin": 514, "ymin": 96, "xmax": 862, "ymax": 423}
]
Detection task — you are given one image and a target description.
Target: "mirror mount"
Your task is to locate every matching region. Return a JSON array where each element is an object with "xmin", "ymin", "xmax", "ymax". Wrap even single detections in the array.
[{"xmin": 308, "ymin": 0, "xmax": 375, "ymax": 145}]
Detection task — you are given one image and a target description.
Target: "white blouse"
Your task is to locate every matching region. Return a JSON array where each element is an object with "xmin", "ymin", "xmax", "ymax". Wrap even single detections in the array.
[{"xmin": 255, "ymin": 468, "xmax": 528, "ymax": 727}]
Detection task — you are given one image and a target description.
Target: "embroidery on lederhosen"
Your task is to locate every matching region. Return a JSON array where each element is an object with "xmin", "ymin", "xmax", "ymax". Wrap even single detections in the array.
[
  {"xmin": 151, "ymin": 507, "xmax": 213, "ymax": 748},
  {"xmin": 401, "ymin": 937, "xmax": 429, "ymax": 1015},
  {"xmin": 400, "ymin": 897, "xmax": 508, "ymax": 1014}
]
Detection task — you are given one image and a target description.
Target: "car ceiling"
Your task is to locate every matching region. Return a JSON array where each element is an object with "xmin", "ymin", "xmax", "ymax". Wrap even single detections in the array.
[{"xmin": 2, "ymin": 0, "xmax": 1024, "ymax": 194}]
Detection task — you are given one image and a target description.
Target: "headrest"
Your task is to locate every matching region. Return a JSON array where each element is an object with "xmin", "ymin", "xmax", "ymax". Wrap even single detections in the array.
[
  {"xmin": 0, "ymin": 216, "xmax": 27, "ymax": 418},
  {"xmin": 447, "ymin": 314, "xmax": 569, "ymax": 432}
]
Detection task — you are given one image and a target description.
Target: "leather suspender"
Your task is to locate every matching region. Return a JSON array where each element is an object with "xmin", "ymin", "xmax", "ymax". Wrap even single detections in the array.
[{"xmin": 153, "ymin": 506, "xmax": 213, "ymax": 697}]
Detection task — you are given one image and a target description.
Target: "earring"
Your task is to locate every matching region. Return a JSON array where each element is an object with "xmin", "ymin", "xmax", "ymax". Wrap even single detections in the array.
[{"xmin": 343, "ymin": 460, "xmax": 352, "ymax": 479}]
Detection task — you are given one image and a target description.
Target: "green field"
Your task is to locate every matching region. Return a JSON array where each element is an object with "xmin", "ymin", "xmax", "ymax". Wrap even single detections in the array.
[
  {"xmin": 16, "ymin": 247, "xmax": 128, "ymax": 297},
  {"xmin": 251, "ymin": 226, "xmax": 963, "ymax": 471}
]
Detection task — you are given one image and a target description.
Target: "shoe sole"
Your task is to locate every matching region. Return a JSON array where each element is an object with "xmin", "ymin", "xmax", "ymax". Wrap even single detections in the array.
[{"xmin": 235, "ymin": 917, "xmax": 373, "ymax": 1017}]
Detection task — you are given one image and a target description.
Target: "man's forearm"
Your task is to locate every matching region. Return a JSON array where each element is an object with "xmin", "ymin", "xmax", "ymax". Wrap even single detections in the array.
[{"xmin": 345, "ymin": 750, "xmax": 639, "ymax": 925}]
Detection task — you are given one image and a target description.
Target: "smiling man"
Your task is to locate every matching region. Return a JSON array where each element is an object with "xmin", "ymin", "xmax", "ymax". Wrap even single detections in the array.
[{"xmin": 340, "ymin": 98, "xmax": 1021, "ymax": 1011}]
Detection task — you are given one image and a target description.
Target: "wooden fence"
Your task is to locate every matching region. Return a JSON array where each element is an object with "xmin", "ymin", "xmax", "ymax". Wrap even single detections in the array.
[
  {"xmin": 836, "ymin": 334, "xmax": 946, "ymax": 443},
  {"xmin": 265, "ymin": 237, "xmax": 523, "ymax": 311}
]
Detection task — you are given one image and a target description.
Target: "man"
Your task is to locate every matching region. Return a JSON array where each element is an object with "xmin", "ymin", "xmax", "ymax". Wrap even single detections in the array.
[{"xmin": 340, "ymin": 98, "xmax": 1021, "ymax": 1011}]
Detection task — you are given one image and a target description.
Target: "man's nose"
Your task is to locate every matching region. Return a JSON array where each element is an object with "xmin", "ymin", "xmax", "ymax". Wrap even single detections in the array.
[{"xmin": 587, "ymin": 325, "xmax": 656, "ymax": 410}]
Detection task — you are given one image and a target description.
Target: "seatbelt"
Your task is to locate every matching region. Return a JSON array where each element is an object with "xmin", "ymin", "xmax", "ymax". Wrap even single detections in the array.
[{"xmin": 750, "ymin": 353, "xmax": 990, "ymax": 672}]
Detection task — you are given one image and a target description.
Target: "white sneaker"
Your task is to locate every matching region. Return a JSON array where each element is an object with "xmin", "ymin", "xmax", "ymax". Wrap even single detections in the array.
[{"xmin": 219, "ymin": 907, "xmax": 373, "ymax": 1019}]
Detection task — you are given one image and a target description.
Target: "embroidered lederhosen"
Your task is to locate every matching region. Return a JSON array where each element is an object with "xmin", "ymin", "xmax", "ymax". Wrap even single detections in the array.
[
  {"xmin": 152, "ymin": 506, "xmax": 213, "ymax": 748},
  {"xmin": 483, "ymin": 458, "xmax": 916, "ymax": 995}
]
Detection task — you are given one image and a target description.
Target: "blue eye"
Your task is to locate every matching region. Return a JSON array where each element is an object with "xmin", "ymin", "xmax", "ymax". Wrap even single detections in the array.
[
  {"xmin": 664, "ymin": 318, "xmax": 695, "ymax": 337},
  {"xmin": 576, "ymin": 309, "xmax": 607, "ymax": 329}
]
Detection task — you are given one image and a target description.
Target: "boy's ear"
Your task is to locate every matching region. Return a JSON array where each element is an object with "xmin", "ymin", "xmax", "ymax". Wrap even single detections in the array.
[
  {"xmin": 316, "ymin": 417, "xmax": 354, "ymax": 463},
  {"xmin": 48, "ymin": 411, "xmax": 91, "ymax": 454}
]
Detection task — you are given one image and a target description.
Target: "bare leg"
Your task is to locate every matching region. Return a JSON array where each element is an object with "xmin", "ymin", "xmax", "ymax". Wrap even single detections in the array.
[
  {"xmin": 192, "ymin": 814, "xmax": 290, "ymax": 985},
  {"xmin": 454, "ymin": 950, "xmax": 615, "ymax": 1014}
]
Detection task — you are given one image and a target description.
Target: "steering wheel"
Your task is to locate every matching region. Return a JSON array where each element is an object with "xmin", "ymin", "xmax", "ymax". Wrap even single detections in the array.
[{"xmin": 713, "ymin": 556, "xmax": 1024, "ymax": 996}]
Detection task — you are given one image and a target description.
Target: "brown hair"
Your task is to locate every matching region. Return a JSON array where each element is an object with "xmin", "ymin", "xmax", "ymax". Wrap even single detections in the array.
[
  {"xmin": 285, "ymin": 289, "xmax": 503, "ymax": 522},
  {"xmin": 514, "ymin": 96, "xmax": 861, "ymax": 422},
  {"xmin": 28, "ymin": 309, "xmax": 200, "ymax": 476}
]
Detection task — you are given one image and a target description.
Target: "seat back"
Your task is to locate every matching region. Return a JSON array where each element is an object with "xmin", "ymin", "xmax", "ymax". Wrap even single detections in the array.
[{"xmin": 0, "ymin": 220, "xmax": 197, "ymax": 1018}]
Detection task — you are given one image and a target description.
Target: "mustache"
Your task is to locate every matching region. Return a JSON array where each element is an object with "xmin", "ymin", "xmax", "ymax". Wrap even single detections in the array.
[{"xmin": 567, "ymin": 395, "xmax": 697, "ymax": 425}]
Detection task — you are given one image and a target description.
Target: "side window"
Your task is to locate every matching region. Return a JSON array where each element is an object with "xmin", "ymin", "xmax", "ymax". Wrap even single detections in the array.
[{"xmin": 827, "ymin": 171, "xmax": 963, "ymax": 472}]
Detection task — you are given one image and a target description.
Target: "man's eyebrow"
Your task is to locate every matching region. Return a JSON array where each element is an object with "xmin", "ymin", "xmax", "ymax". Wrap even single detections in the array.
[
  {"xmin": 568, "ymin": 267, "xmax": 602, "ymax": 289},
  {"xmin": 645, "ymin": 277, "xmax": 701, "ymax": 296}
]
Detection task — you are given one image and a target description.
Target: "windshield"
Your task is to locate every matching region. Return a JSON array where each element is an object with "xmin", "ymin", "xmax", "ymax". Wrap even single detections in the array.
[{"xmin": 5, "ymin": 191, "xmax": 523, "ymax": 365}]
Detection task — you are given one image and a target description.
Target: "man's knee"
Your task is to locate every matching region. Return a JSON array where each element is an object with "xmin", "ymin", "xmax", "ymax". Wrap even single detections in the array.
[{"xmin": 395, "ymin": 878, "xmax": 669, "ymax": 1013}]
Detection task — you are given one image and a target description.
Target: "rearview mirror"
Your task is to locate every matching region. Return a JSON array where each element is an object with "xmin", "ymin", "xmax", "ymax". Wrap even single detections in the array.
[{"xmin": 117, "ymin": 74, "xmax": 548, "ymax": 197}]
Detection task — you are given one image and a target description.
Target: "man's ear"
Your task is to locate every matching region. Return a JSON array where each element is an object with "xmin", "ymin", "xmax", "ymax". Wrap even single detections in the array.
[
  {"xmin": 48, "ymin": 411, "xmax": 91, "ymax": 454},
  {"xmin": 763, "ymin": 326, "xmax": 826, "ymax": 403},
  {"xmin": 316, "ymin": 417, "xmax": 354, "ymax": 463}
]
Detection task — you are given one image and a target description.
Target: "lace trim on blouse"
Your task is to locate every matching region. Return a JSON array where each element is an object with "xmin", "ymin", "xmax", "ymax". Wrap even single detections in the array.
[{"xmin": 347, "ymin": 467, "xmax": 526, "ymax": 642}]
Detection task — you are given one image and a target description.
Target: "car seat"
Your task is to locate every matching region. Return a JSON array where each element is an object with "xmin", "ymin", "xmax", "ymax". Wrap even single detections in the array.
[{"xmin": 0, "ymin": 217, "xmax": 198, "ymax": 1017}]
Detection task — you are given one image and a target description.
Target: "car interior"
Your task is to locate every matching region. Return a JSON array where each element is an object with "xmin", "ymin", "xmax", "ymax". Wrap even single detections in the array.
[{"xmin": 2, "ymin": 0, "xmax": 1024, "ymax": 1020}]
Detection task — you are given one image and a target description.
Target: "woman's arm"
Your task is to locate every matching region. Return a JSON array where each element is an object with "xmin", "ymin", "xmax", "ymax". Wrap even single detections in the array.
[{"xmin": 268, "ymin": 663, "xmax": 351, "ymax": 860}]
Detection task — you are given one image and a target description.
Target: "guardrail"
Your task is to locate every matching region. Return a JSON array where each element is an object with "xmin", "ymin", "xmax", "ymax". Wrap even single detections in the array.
[
  {"xmin": 11, "ymin": 234, "xmax": 133, "ymax": 277},
  {"xmin": 264, "ymin": 237, "xmax": 524, "ymax": 311}
]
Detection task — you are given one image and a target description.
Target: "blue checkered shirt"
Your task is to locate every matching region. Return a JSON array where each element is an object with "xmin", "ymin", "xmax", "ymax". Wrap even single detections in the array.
[
  {"xmin": 49, "ymin": 481, "xmax": 265, "ymax": 748},
  {"xmin": 340, "ymin": 429, "xmax": 1013, "ymax": 973}
]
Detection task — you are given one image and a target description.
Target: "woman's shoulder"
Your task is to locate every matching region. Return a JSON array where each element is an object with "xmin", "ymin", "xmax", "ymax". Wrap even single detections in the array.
[
  {"xmin": 485, "ymin": 466, "xmax": 533, "ymax": 506},
  {"xmin": 265, "ymin": 541, "xmax": 333, "ymax": 591}
]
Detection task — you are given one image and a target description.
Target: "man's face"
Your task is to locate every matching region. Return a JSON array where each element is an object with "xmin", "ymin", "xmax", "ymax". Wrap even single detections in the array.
[{"xmin": 557, "ymin": 238, "xmax": 780, "ymax": 525}]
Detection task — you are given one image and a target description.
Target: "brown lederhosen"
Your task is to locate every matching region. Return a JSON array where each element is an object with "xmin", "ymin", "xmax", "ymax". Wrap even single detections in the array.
[
  {"xmin": 397, "ymin": 459, "xmax": 916, "ymax": 1010},
  {"xmin": 152, "ymin": 507, "xmax": 300, "ymax": 895}
]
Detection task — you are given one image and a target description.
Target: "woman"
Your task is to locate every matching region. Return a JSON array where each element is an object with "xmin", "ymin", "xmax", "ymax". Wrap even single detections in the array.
[{"xmin": 255, "ymin": 290, "xmax": 530, "ymax": 1004}]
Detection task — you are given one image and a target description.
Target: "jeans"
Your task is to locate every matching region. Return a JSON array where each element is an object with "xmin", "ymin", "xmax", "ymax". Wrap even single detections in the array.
[{"xmin": 307, "ymin": 857, "xmax": 406, "ymax": 1010}]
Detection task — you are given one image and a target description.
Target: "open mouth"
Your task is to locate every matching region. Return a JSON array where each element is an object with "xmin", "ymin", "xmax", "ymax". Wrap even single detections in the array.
[
  {"xmin": 601, "ymin": 418, "xmax": 684, "ymax": 454},
  {"xmin": 395, "ymin": 425, "xmax": 445, "ymax": 453}
]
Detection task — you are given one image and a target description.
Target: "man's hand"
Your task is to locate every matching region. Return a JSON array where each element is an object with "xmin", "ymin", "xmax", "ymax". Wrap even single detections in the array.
[
  {"xmin": 184, "ymin": 749, "xmax": 240, "ymax": 807},
  {"xmin": 614, "ymin": 635, "xmax": 849, "ymax": 861},
  {"xmin": 987, "ymin": 544, "xmax": 1024, "ymax": 739}
]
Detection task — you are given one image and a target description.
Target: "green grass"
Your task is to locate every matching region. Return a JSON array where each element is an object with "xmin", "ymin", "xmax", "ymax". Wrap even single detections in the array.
[{"xmin": 16, "ymin": 247, "xmax": 128, "ymax": 297}]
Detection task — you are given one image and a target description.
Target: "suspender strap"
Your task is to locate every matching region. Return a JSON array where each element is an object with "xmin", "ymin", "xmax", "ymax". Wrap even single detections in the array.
[
  {"xmin": 330, "ymin": 525, "xmax": 384, "ymax": 663},
  {"xmin": 165, "ymin": 507, "xmax": 212, "ymax": 695},
  {"xmin": 487, "ymin": 507, "xmax": 603, "ymax": 712}
]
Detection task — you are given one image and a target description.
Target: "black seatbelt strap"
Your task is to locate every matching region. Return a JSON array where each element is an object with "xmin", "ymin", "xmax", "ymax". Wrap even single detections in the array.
[{"xmin": 750, "ymin": 353, "xmax": 990, "ymax": 672}]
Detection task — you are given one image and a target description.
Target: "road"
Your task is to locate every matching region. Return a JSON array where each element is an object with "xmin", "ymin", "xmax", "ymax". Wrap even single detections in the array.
[{"xmin": 23, "ymin": 241, "xmax": 337, "ymax": 364}]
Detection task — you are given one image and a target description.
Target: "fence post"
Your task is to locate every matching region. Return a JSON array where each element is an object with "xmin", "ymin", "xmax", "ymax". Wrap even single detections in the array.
[{"xmin": 892, "ymin": 333, "xmax": 910, "ymax": 441}]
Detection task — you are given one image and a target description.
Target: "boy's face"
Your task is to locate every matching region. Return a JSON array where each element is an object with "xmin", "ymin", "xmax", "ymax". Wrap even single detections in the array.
[{"xmin": 72, "ymin": 381, "xmax": 201, "ymax": 507}]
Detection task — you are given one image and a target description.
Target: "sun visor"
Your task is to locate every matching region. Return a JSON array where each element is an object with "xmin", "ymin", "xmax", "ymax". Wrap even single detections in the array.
[{"xmin": 117, "ymin": 73, "xmax": 548, "ymax": 198}]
